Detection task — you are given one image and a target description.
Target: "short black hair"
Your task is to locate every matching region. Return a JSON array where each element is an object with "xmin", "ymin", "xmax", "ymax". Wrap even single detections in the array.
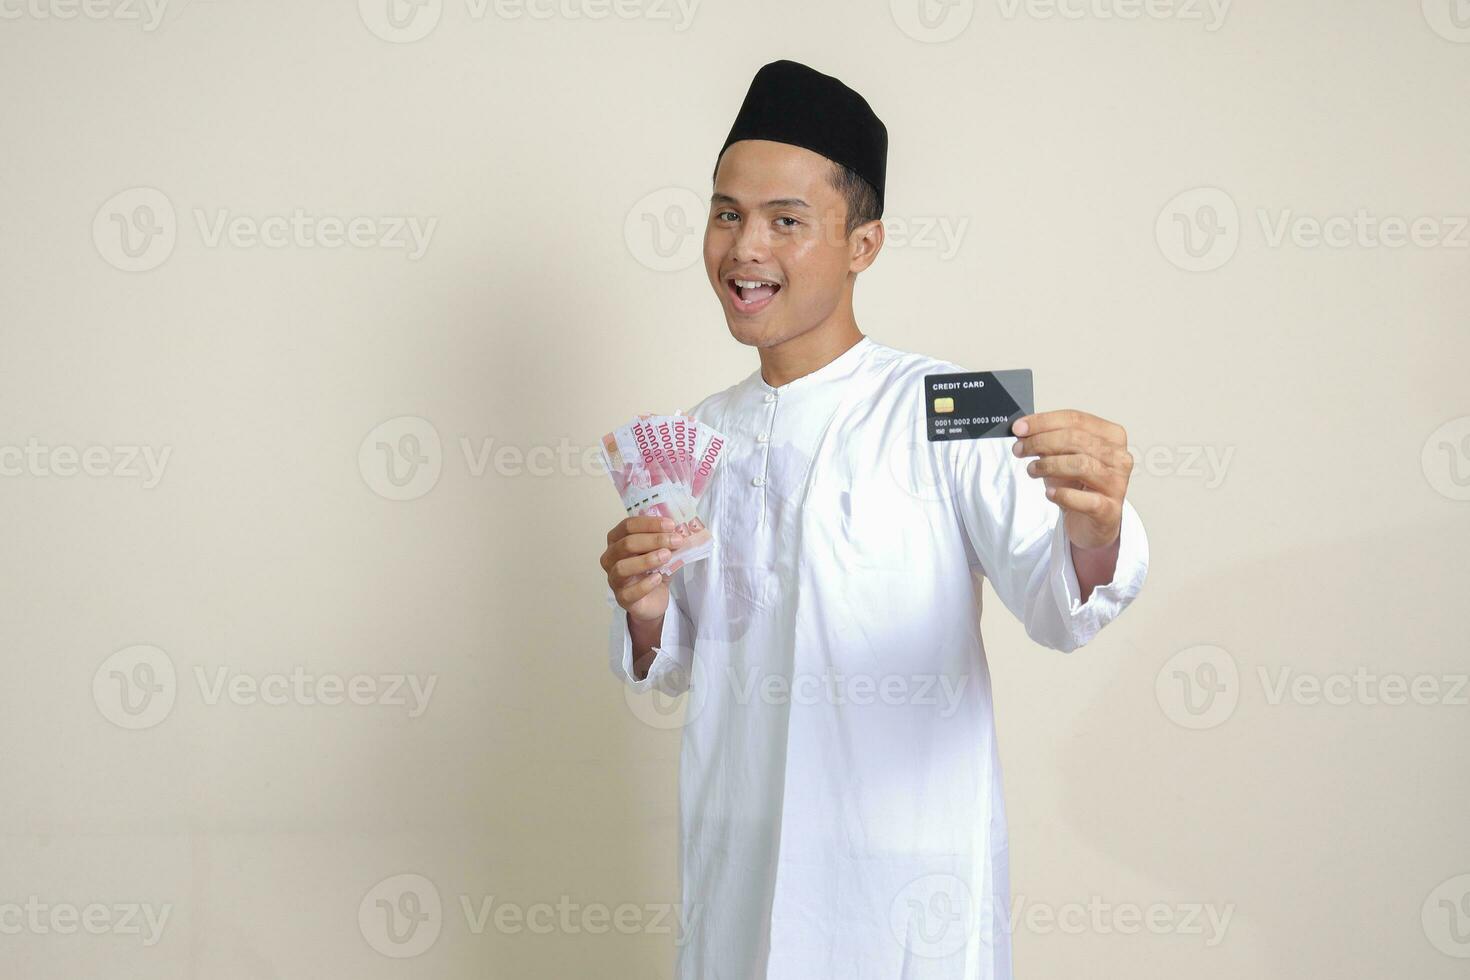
[
  {"xmin": 708, "ymin": 155, "xmax": 884, "ymax": 239},
  {"xmin": 827, "ymin": 160, "xmax": 883, "ymax": 237}
]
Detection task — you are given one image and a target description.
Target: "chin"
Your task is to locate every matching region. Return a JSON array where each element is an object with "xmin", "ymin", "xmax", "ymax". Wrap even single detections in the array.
[{"xmin": 725, "ymin": 318, "xmax": 778, "ymax": 348}]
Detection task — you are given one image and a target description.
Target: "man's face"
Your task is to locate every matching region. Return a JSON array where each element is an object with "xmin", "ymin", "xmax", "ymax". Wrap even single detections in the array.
[{"xmin": 703, "ymin": 139, "xmax": 861, "ymax": 350}]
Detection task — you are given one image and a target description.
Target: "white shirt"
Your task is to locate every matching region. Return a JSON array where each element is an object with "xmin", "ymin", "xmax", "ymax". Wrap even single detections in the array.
[{"xmin": 605, "ymin": 335, "xmax": 1149, "ymax": 980}]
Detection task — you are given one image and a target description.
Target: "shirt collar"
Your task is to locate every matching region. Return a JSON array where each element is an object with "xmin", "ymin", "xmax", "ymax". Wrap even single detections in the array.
[{"xmin": 751, "ymin": 335, "xmax": 875, "ymax": 396}]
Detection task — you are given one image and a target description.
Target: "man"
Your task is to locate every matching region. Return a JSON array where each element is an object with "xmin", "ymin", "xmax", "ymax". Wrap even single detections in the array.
[{"xmin": 598, "ymin": 59, "xmax": 1148, "ymax": 980}]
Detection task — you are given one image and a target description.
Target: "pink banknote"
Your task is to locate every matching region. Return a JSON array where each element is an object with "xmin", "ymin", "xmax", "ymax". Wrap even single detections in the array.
[{"xmin": 600, "ymin": 411, "xmax": 727, "ymax": 576}]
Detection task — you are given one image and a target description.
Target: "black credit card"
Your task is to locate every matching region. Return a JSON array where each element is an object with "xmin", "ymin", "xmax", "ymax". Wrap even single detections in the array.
[{"xmin": 923, "ymin": 370, "xmax": 1034, "ymax": 441}]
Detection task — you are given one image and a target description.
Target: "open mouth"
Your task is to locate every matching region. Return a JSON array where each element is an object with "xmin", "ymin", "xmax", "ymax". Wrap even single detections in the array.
[{"xmin": 725, "ymin": 276, "xmax": 781, "ymax": 315}]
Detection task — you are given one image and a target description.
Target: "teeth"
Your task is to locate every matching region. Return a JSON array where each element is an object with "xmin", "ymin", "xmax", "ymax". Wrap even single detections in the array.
[{"xmin": 733, "ymin": 279, "xmax": 776, "ymax": 288}]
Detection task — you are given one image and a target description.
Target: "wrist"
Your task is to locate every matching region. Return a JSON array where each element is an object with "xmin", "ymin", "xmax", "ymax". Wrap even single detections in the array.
[
  {"xmin": 628, "ymin": 607, "xmax": 666, "ymax": 626},
  {"xmin": 1073, "ymin": 532, "xmax": 1121, "ymax": 555}
]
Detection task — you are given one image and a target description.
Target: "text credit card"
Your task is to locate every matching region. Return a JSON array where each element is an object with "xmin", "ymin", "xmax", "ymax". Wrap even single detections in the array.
[{"xmin": 923, "ymin": 369, "xmax": 1034, "ymax": 441}]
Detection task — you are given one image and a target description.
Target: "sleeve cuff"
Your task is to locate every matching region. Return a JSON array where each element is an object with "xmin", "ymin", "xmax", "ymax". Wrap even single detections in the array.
[
  {"xmin": 1047, "ymin": 498, "xmax": 1150, "ymax": 648},
  {"xmin": 605, "ymin": 584, "xmax": 693, "ymax": 696}
]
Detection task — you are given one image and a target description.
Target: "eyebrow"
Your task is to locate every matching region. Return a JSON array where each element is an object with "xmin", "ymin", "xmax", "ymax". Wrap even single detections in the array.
[{"xmin": 711, "ymin": 193, "xmax": 812, "ymax": 211}]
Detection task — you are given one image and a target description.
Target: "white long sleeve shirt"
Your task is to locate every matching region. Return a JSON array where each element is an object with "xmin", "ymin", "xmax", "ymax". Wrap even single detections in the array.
[{"xmin": 605, "ymin": 335, "xmax": 1149, "ymax": 980}]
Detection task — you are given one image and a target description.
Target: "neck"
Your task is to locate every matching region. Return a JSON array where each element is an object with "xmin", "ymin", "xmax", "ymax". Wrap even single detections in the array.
[{"xmin": 757, "ymin": 289, "xmax": 865, "ymax": 388}]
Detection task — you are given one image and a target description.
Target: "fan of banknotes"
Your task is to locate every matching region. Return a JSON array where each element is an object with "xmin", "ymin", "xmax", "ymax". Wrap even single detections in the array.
[{"xmin": 599, "ymin": 412, "xmax": 727, "ymax": 576}]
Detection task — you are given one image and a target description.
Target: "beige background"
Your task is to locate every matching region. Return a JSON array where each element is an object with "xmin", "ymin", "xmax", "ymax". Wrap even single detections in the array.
[{"xmin": 2, "ymin": 0, "xmax": 1468, "ymax": 976}]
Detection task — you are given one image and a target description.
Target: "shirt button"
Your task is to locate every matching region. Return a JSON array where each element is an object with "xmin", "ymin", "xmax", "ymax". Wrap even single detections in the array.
[
  {"xmin": 763, "ymin": 393, "xmax": 776, "ymax": 403},
  {"xmin": 756, "ymin": 432, "xmax": 769, "ymax": 444},
  {"xmin": 751, "ymin": 476, "xmax": 765, "ymax": 487}
]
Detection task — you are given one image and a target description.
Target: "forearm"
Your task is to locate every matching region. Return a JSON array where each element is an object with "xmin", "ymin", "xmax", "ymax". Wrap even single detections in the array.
[
  {"xmin": 1071, "ymin": 534, "xmax": 1121, "ymax": 603},
  {"xmin": 628, "ymin": 612, "xmax": 665, "ymax": 681}
]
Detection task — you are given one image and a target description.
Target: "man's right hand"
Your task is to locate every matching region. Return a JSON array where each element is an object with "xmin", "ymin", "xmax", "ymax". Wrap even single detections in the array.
[{"xmin": 600, "ymin": 516, "xmax": 680, "ymax": 623}]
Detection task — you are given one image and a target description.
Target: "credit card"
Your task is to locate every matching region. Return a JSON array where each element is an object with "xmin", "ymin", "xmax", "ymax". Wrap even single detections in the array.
[{"xmin": 923, "ymin": 369, "xmax": 1034, "ymax": 441}]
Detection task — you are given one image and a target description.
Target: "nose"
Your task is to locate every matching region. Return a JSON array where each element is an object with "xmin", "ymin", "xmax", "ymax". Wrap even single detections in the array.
[{"xmin": 730, "ymin": 217, "xmax": 771, "ymax": 265}]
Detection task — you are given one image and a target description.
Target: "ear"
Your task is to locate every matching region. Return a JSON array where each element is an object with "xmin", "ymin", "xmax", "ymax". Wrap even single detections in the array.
[{"xmin": 848, "ymin": 218, "xmax": 885, "ymax": 274}]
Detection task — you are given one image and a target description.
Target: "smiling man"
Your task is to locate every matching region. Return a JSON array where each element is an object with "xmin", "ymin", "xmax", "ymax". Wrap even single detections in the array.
[{"xmin": 599, "ymin": 59, "xmax": 1149, "ymax": 980}]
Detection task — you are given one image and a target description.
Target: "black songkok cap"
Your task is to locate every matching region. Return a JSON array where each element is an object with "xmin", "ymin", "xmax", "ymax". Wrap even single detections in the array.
[{"xmin": 716, "ymin": 60, "xmax": 888, "ymax": 215}]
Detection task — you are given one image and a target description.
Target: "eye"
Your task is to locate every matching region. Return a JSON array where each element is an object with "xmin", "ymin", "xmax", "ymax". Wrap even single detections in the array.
[
  {"xmin": 714, "ymin": 210, "xmax": 739, "ymax": 222},
  {"xmin": 775, "ymin": 216, "xmax": 801, "ymax": 229}
]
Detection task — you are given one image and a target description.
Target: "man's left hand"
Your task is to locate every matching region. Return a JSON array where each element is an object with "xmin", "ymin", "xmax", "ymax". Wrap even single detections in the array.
[{"xmin": 1011, "ymin": 409, "xmax": 1133, "ymax": 551}]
